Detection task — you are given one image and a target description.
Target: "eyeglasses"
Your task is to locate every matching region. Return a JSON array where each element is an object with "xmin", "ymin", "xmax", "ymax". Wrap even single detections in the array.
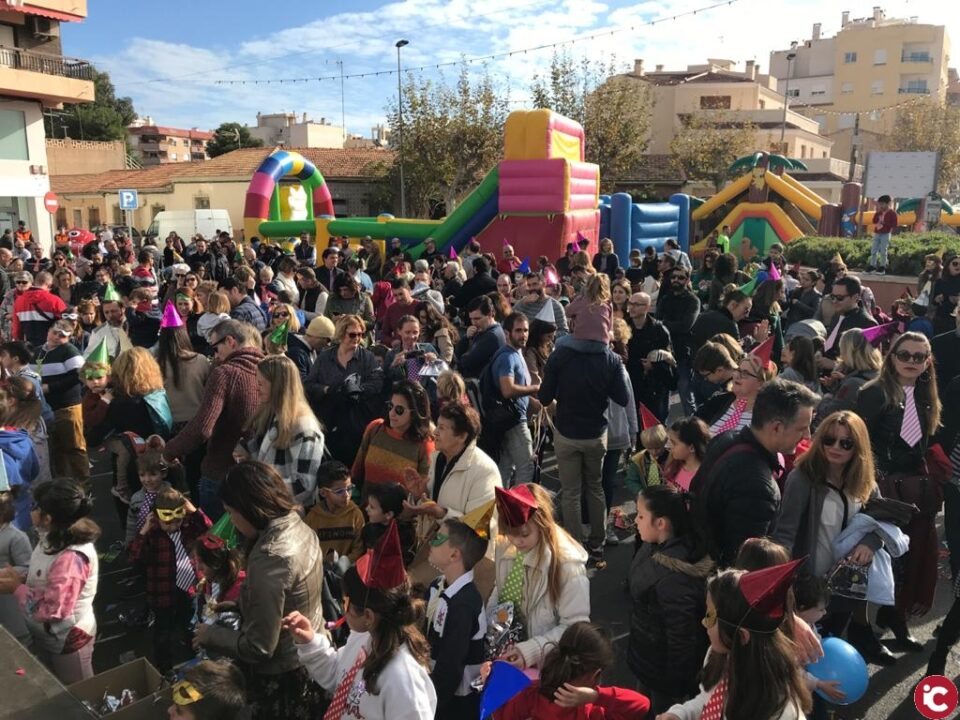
[
  {"xmin": 830, "ymin": 293, "xmax": 849, "ymax": 302},
  {"xmin": 735, "ymin": 368, "xmax": 762, "ymax": 380},
  {"xmin": 174, "ymin": 274, "xmax": 186, "ymax": 279},
  {"xmin": 15, "ymin": 280, "xmax": 29, "ymax": 285},
  {"xmin": 387, "ymin": 403, "xmax": 407, "ymax": 416},
  {"xmin": 702, "ymin": 607, "xmax": 718, "ymax": 629},
  {"xmin": 328, "ymin": 483, "xmax": 354, "ymax": 496},
  {"xmin": 274, "ymin": 312, "xmax": 289, "ymax": 319},
  {"xmin": 894, "ymin": 349, "xmax": 929, "ymax": 364},
  {"xmin": 346, "ymin": 331, "xmax": 363, "ymax": 339},
  {"xmin": 823, "ymin": 435, "xmax": 855, "ymax": 450},
  {"xmin": 210, "ymin": 336, "xmax": 228, "ymax": 348},
  {"xmin": 185, "ymin": 277, "xmax": 199, "ymax": 283},
  {"xmin": 156, "ymin": 505, "xmax": 187, "ymax": 522}
]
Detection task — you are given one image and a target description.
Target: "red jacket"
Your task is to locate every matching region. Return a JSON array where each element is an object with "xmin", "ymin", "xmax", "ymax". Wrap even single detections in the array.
[
  {"xmin": 13, "ymin": 287, "xmax": 66, "ymax": 346},
  {"xmin": 873, "ymin": 208, "xmax": 897, "ymax": 234},
  {"xmin": 495, "ymin": 685, "xmax": 650, "ymax": 720},
  {"xmin": 127, "ymin": 509, "xmax": 211, "ymax": 608}
]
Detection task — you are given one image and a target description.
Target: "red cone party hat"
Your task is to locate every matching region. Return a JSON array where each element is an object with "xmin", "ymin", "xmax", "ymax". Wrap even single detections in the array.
[
  {"xmin": 739, "ymin": 557, "xmax": 804, "ymax": 621},
  {"xmin": 750, "ymin": 336, "xmax": 775, "ymax": 370},
  {"xmin": 495, "ymin": 485, "xmax": 538, "ymax": 528},
  {"xmin": 639, "ymin": 402, "xmax": 661, "ymax": 431},
  {"xmin": 356, "ymin": 519, "xmax": 406, "ymax": 590}
]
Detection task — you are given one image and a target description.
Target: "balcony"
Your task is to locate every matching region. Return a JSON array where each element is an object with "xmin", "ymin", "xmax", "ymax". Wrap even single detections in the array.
[
  {"xmin": 901, "ymin": 53, "xmax": 933, "ymax": 63},
  {"xmin": 0, "ymin": 46, "xmax": 94, "ymax": 106},
  {"xmin": 139, "ymin": 141, "xmax": 170, "ymax": 153},
  {"xmin": 898, "ymin": 87, "xmax": 931, "ymax": 94}
]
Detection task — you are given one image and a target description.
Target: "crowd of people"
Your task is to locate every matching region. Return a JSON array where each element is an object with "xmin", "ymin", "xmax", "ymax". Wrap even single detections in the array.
[{"xmin": 0, "ymin": 222, "xmax": 956, "ymax": 720}]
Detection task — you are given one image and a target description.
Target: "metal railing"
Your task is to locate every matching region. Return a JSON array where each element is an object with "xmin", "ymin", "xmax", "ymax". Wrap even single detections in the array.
[
  {"xmin": 0, "ymin": 45, "xmax": 93, "ymax": 81},
  {"xmin": 898, "ymin": 86, "xmax": 930, "ymax": 94},
  {"xmin": 901, "ymin": 53, "xmax": 933, "ymax": 63}
]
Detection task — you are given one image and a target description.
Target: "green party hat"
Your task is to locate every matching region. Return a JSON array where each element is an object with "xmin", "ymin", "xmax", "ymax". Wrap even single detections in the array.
[
  {"xmin": 739, "ymin": 277, "xmax": 758, "ymax": 296},
  {"xmin": 87, "ymin": 339, "xmax": 110, "ymax": 365},
  {"xmin": 268, "ymin": 320, "xmax": 289, "ymax": 346},
  {"xmin": 103, "ymin": 282, "xmax": 120, "ymax": 302}
]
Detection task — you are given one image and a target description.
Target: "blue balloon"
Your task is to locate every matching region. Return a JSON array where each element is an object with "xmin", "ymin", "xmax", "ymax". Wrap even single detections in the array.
[
  {"xmin": 806, "ymin": 636, "xmax": 869, "ymax": 705},
  {"xmin": 479, "ymin": 661, "xmax": 532, "ymax": 719}
]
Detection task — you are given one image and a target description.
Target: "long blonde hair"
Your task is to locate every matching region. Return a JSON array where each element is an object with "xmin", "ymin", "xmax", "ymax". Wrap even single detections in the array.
[
  {"xmin": 838, "ymin": 328, "xmax": 882, "ymax": 374},
  {"xmin": 869, "ymin": 331, "xmax": 941, "ymax": 433},
  {"xmin": 112, "ymin": 347, "xmax": 164, "ymax": 397},
  {"xmin": 583, "ymin": 273, "xmax": 610, "ymax": 305},
  {"xmin": 795, "ymin": 411, "xmax": 876, "ymax": 502},
  {"xmin": 248, "ymin": 355, "xmax": 317, "ymax": 448}
]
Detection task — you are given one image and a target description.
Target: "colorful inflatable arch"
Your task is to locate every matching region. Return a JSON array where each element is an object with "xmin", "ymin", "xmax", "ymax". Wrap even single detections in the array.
[{"xmin": 243, "ymin": 150, "xmax": 336, "ymax": 243}]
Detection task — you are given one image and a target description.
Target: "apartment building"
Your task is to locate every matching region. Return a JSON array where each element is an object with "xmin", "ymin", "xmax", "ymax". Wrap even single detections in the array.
[
  {"xmin": 128, "ymin": 118, "xmax": 214, "ymax": 165},
  {"xmin": 0, "ymin": 0, "xmax": 94, "ymax": 248},
  {"xmin": 248, "ymin": 112, "xmax": 347, "ymax": 149},
  {"xmin": 769, "ymin": 7, "xmax": 953, "ymax": 163},
  {"xmin": 631, "ymin": 59, "xmax": 833, "ymax": 160}
]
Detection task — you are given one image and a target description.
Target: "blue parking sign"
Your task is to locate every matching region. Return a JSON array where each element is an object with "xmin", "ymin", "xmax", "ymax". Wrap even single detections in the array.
[{"xmin": 119, "ymin": 189, "xmax": 139, "ymax": 210}]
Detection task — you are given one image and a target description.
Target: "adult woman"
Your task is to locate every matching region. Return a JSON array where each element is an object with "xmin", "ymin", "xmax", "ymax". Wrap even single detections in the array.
[
  {"xmin": 592, "ymin": 238, "xmax": 619, "ymax": 280},
  {"xmin": 0, "ymin": 272, "xmax": 31, "ymax": 340},
  {"xmin": 52, "ymin": 268, "xmax": 77, "ymax": 306},
  {"xmin": 174, "ymin": 287, "xmax": 206, "ymax": 352},
  {"xmin": 87, "ymin": 348, "xmax": 171, "ymax": 446},
  {"xmin": 693, "ymin": 249, "xmax": 718, "ymax": 303},
  {"xmin": 817, "ymin": 328, "xmax": 882, "ymax": 420},
  {"xmin": 267, "ymin": 302, "xmax": 301, "ymax": 334},
  {"xmin": 523, "ymin": 319, "xmax": 556, "ymax": 390},
  {"xmin": 857, "ymin": 332, "xmax": 941, "ymax": 647},
  {"xmin": 157, "ymin": 323, "xmax": 210, "ymax": 496},
  {"xmin": 745, "ymin": 279, "xmax": 785, "ymax": 364},
  {"xmin": 707, "ymin": 252, "xmax": 749, "ymax": 310},
  {"xmin": 772, "ymin": 411, "xmax": 892, "ymax": 664},
  {"xmin": 697, "ymin": 350, "xmax": 776, "ymax": 435},
  {"xmin": 610, "ymin": 278, "xmax": 631, "ymax": 321},
  {"xmin": 0, "ymin": 479, "xmax": 99, "ymax": 683},
  {"xmin": 324, "ymin": 273, "xmax": 375, "ymax": 329},
  {"xmin": 784, "ymin": 270, "xmax": 822, "ymax": 328},
  {"xmin": 196, "ymin": 462, "xmax": 325, "ymax": 719},
  {"xmin": 932, "ymin": 254, "xmax": 960, "ymax": 334},
  {"xmin": 352, "ymin": 380, "xmax": 434, "ymax": 497},
  {"xmin": 304, "ymin": 314, "xmax": 384, "ymax": 465},
  {"xmin": 384, "ymin": 316, "xmax": 438, "ymax": 387},
  {"xmin": 417, "ymin": 302, "xmax": 458, "ymax": 364},
  {"xmin": 76, "ymin": 300, "xmax": 101, "ymax": 339},
  {"xmin": 238, "ymin": 356, "xmax": 325, "ymax": 507}
]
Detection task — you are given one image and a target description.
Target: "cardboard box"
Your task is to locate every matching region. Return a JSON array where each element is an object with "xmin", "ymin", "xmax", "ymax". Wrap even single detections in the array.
[{"xmin": 68, "ymin": 658, "xmax": 171, "ymax": 720}]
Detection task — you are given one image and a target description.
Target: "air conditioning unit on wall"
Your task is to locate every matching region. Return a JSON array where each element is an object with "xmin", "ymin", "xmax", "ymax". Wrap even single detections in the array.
[{"xmin": 27, "ymin": 16, "xmax": 56, "ymax": 39}]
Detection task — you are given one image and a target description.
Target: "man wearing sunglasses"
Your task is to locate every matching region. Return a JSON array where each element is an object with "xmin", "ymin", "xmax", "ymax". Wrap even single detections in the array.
[
  {"xmin": 12, "ymin": 270, "xmax": 66, "ymax": 348},
  {"xmin": 817, "ymin": 276, "xmax": 877, "ymax": 371},
  {"xmin": 655, "ymin": 267, "xmax": 701, "ymax": 414}
]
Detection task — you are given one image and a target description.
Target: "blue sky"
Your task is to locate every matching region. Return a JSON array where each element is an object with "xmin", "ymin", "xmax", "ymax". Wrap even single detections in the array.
[{"xmin": 60, "ymin": 0, "xmax": 959, "ymax": 137}]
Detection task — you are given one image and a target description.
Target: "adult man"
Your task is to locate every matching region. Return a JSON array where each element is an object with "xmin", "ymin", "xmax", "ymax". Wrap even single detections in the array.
[
  {"xmin": 346, "ymin": 257, "xmax": 373, "ymax": 294},
  {"xmin": 274, "ymin": 256, "xmax": 301, "ymax": 306},
  {"xmin": 411, "ymin": 267, "xmax": 444, "ymax": 314},
  {"xmin": 222, "ymin": 277, "xmax": 267, "ymax": 332},
  {"xmin": 867, "ymin": 194, "xmax": 897, "ymax": 275},
  {"xmin": 555, "ymin": 242, "xmax": 580, "ymax": 279},
  {"xmin": 360, "ymin": 236, "xmax": 382, "ymax": 278},
  {"xmin": 716, "ymin": 225, "xmax": 731, "ymax": 255},
  {"xmin": 693, "ymin": 378, "xmax": 819, "ymax": 567},
  {"xmin": 488, "ymin": 313, "xmax": 539, "ymax": 487},
  {"xmin": 460, "ymin": 240, "xmax": 481, "ymax": 279},
  {"xmin": 14, "ymin": 220, "xmax": 32, "ymax": 246},
  {"xmin": 84, "ymin": 298, "xmax": 133, "ymax": 359},
  {"xmin": 288, "ymin": 315, "xmax": 335, "ymax": 381},
  {"xmin": 625, "ymin": 292, "xmax": 672, "ymax": 422},
  {"xmin": 664, "ymin": 238, "xmax": 692, "ymax": 272},
  {"xmin": 689, "ymin": 288, "xmax": 751, "ymax": 357},
  {"xmin": 163, "ymin": 320, "xmax": 264, "ymax": 518},
  {"xmin": 455, "ymin": 295, "xmax": 505, "ymax": 379},
  {"xmin": 422, "ymin": 237, "xmax": 441, "ymax": 266},
  {"xmin": 380, "ymin": 277, "xmax": 419, "ymax": 347},
  {"xmin": 539, "ymin": 333, "xmax": 629, "ymax": 562},
  {"xmin": 655, "ymin": 268, "xmax": 700, "ymax": 414},
  {"xmin": 441, "ymin": 261, "xmax": 464, "ymax": 300},
  {"xmin": 131, "ymin": 249, "xmax": 158, "ymax": 296},
  {"xmin": 818, "ymin": 276, "xmax": 877, "ymax": 368},
  {"xmin": 654, "ymin": 253, "xmax": 678, "ymax": 291},
  {"xmin": 295, "ymin": 231, "xmax": 316, "ymax": 266},
  {"xmin": 296, "ymin": 267, "xmax": 328, "ymax": 317},
  {"xmin": 189, "ymin": 238, "xmax": 228, "ymax": 283},
  {"xmin": 453, "ymin": 256, "xmax": 497, "ymax": 309},
  {"xmin": 0, "ymin": 247, "xmax": 12, "ymax": 300},
  {"xmin": 13, "ymin": 270, "xmax": 65, "ymax": 347},
  {"xmin": 511, "ymin": 272, "xmax": 569, "ymax": 335},
  {"xmin": 317, "ymin": 247, "xmax": 343, "ymax": 292}
]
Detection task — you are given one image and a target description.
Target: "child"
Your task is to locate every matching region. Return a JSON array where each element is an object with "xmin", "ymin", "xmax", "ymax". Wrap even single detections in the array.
[
  {"xmin": 663, "ymin": 417, "xmax": 710, "ymax": 493},
  {"xmin": 193, "ymin": 532, "xmax": 245, "ymax": 608},
  {"xmin": 167, "ymin": 659, "xmax": 247, "ymax": 720},
  {"xmin": 304, "ymin": 461, "xmax": 365, "ymax": 562},
  {"xmin": 558, "ymin": 273, "xmax": 612, "ymax": 353},
  {"xmin": 125, "ymin": 450, "xmax": 171, "ymax": 544},
  {"xmin": 662, "ymin": 560, "xmax": 812, "ymax": 720},
  {"xmin": 127, "ymin": 487, "xmax": 211, "ymax": 672},
  {"xmin": 0, "ymin": 480, "xmax": 31, "ymax": 646},
  {"xmin": 80, "ymin": 346, "xmax": 111, "ymax": 433},
  {"xmin": 628, "ymin": 485, "xmax": 713, "ymax": 714},
  {"xmin": 489, "ymin": 484, "xmax": 590, "ymax": 670},
  {"xmin": 625, "ymin": 422, "xmax": 668, "ymax": 493},
  {"xmin": 364, "ymin": 482, "xmax": 417, "ymax": 564},
  {"xmin": 283, "ymin": 521, "xmax": 438, "ymax": 719},
  {"xmin": 425, "ymin": 504, "xmax": 492, "ymax": 717},
  {"xmin": 779, "ymin": 336, "xmax": 821, "ymax": 395},
  {"xmin": 494, "ymin": 622, "xmax": 650, "ymax": 719},
  {"xmin": 0, "ymin": 379, "xmax": 45, "ymax": 528},
  {"xmin": 794, "ymin": 575, "xmax": 846, "ymax": 709}
]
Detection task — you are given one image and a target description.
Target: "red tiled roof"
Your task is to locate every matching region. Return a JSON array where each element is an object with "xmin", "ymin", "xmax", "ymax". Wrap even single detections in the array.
[
  {"xmin": 51, "ymin": 146, "xmax": 395, "ymax": 195},
  {"xmin": 129, "ymin": 126, "xmax": 215, "ymax": 140}
]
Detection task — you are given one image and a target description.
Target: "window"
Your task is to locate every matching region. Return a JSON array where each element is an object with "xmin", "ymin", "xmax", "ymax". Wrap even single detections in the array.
[
  {"xmin": 72, "ymin": 209, "xmax": 82, "ymax": 228},
  {"xmin": 841, "ymin": 82, "xmax": 854, "ymax": 94},
  {"xmin": 170, "ymin": 152, "xmax": 177, "ymax": 161},
  {"xmin": 873, "ymin": 48, "xmax": 887, "ymax": 65},
  {"xmin": 839, "ymin": 114, "xmax": 855, "ymax": 129},
  {"xmin": 0, "ymin": 110, "xmax": 28, "ymax": 161},
  {"xmin": 801, "ymin": 145, "xmax": 807, "ymax": 158},
  {"xmin": 787, "ymin": 88, "xmax": 800, "ymax": 98},
  {"xmin": 759, "ymin": 100, "xmax": 766, "ymax": 109},
  {"xmin": 822, "ymin": 151, "xmax": 828, "ymax": 158},
  {"xmin": 151, "ymin": 203, "xmax": 165, "ymax": 220},
  {"xmin": 699, "ymin": 95, "xmax": 731, "ymax": 109},
  {"xmin": 814, "ymin": 114, "xmax": 827, "ymax": 131},
  {"xmin": 194, "ymin": 195, "xmax": 210, "ymax": 210},
  {"xmin": 844, "ymin": 52, "xmax": 857, "ymax": 63},
  {"xmin": 903, "ymin": 79, "xmax": 929, "ymax": 94},
  {"xmin": 810, "ymin": 86, "xmax": 826, "ymax": 96},
  {"xmin": 88, "ymin": 207, "xmax": 100, "ymax": 227},
  {"xmin": 55, "ymin": 208, "xmax": 67, "ymax": 228},
  {"xmin": 871, "ymin": 80, "xmax": 884, "ymax": 95},
  {"xmin": 112, "ymin": 204, "xmax": 122, "ymax": 225}
]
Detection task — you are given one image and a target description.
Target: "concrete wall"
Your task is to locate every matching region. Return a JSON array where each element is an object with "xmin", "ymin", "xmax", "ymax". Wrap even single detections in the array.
[
  {"xmin": 0, "ymin": 99, "xmax": 51, "ymax": 248},
  {"xmin": 46, "ymin": 139, "xmax": 126, "ymax": 175}
]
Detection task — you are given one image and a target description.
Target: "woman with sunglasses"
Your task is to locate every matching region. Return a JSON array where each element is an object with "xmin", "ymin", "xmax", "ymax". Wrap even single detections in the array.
[
  {"xmin": 772, "ymin": 411, "xmax": 894, "ymax": 664},
  {"xmin": 351, "ymin": 380, "xmax": 433, "ymax": 500},
  {"xmin": 697, "ymin": 350, "xmax": 777, "ymax": 436},
  {"xmin": 857, "ymin": 331, "xmax": 942, "ymax": 650},
  {"xmin": 932, "ymin": 253, "xmax": 960, "ymax": 334},
  {"xmin": 0, "ymin": 272, "xmax": 32, "ymax": 340},
  {"xmin": 304, "ymin": 314, "xmax": 384, "ymax": 465}
]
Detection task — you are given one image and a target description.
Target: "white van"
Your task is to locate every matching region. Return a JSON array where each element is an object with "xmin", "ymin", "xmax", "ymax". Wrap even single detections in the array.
[{"xmin": 146, "ymin": 210, "xmax": 233, "ymax": 242}]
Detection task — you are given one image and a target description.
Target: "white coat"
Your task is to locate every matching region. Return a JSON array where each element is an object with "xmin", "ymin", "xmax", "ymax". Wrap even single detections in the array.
[
  {"xmin": 832, "ymin": 513, "xmax": 909, "ymax": 607},
  {"xmin": 488, "ymin": 530, "xmax": 590, "ymax": 668},
  {"xmin": 426, "ymin": 441, "xmax": 501, "ymax": 524}
]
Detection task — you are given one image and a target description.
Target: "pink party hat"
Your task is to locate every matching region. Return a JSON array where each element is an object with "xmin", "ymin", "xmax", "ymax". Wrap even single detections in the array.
[
  {"xmin": 860, "ymin": 322, "xmax": 897, "ymax": 345},
  {"xmin": 449, "ymin": 245, "xmax": 457, "ymax": 259},
  {"xmin": 767, "ymin": 262, "xmax": 781, "ymax": 281},
  {"xmin": 160, "ymin": 300, "xmax": 184, "ymax": 329},
  {"xmin": 544, "ymin": 268, "xmax": 560, "ymax": 286}
]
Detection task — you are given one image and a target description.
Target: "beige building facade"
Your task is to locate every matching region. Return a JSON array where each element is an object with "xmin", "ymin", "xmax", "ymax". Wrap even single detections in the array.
[
  {"xmin": 770, "ymin": 8, "xmax": 953, "ymax": 163},
  {"xmin": 248, "ymin": 112, "xmax": 347, "ymax": 149},
  {"xmin": 128, "ymin": 120, "xmax": 214, "ymax": 166}
]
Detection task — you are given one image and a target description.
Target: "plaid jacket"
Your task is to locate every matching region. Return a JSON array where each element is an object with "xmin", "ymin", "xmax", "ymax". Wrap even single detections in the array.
[
  {"xmin": 127, "ymin": 509, "xmax": 211, "ymax": 609},
  {"xmin": 244, "ymin": 415, "xmax": 325, "ymax": 506}
]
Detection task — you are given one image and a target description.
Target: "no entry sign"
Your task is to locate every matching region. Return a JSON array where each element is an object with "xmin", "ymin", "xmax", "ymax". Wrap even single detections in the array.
[{"xmin": 43, "ymin": 191, "xmax": 59, "ymax": 214}]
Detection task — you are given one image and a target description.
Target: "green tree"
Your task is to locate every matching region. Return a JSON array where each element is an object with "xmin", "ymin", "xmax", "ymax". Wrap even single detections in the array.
[
  {"xmin": 669, "ymin": 112, "xmax": 758, "ymax": 192},
  {"xmin": 884, "ymin": 100, "xmax": 960, "ymax": 192},
  {"xmin": 530, "ymin": 51, "xmax": 653, "ymax": 192},
  {"xmin": 47, "ymin": 69, "xmax": 136, "ymax": 141},
  {"xmin": 385, "ymin": 66, "xmax": 508, "ymax": 217},
  {"xmin": 206, "ymin": 122, "xmax": 264, "ymax": 158}
]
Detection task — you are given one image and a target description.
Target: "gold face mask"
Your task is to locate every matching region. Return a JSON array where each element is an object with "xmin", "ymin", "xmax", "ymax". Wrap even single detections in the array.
[
  {"xmin": 171, "ymin": 680, "xmax": 203, "ymax": 705},
  {"xmin": 156, "ymin": 505, "xmax": 187, "ymax": 523}
]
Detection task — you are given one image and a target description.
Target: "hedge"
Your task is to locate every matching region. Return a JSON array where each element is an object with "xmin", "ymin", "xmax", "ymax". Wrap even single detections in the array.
[{"xmin": 784, "ymin": 232, "xmax": 960, "ymax": 276}]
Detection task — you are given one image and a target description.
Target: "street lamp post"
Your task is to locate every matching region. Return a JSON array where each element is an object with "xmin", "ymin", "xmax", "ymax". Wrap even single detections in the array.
[
  {"xmin": 779, "ymin": 47, "xmax": 798, "ymax": 152},
  {"xmin": 395, "ymin": 39, "xmax": 409, "ymax": 217}
]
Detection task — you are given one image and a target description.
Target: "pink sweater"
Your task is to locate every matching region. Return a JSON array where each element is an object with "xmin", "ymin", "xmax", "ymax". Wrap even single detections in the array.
[{"xmin": 565, "ymin": 296, "xmax": 612, "ymax": 343}]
